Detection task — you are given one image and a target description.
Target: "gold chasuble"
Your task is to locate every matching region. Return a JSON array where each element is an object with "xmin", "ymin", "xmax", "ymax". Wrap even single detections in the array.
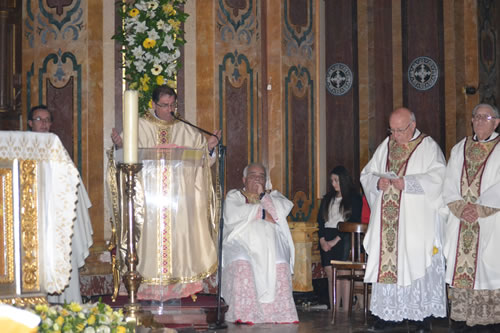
[
  {"xmin": 378, "ymin": 134, "xmax": 426, "ymax": 283},
  {"xmin": 113, "ymin": 110, "xmax": 218, "ymax": 301},
  {"xmin": 451, "ymin": 136, "xmax": 500, "ymax": 289}
]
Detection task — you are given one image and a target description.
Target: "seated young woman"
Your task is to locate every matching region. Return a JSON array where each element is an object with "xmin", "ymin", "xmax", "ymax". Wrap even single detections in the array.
[{"xmin": 317, "ymin": 165, "xmax": 362, "ymax": 311}]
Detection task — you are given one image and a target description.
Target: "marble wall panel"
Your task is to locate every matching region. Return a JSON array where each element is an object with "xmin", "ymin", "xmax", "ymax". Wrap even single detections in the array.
[
  {"xmin": 324, "ymin": 0, "xmax": 359, "ymax": 186},
  {"xmin": 283, "ymin": 0, "xmax": 318, "ymax": 221},
  {"xmin": 402, "ymin": 0, "xmax": 446, "ymax": 149},
  {"xmin": 22, "ymin": 0, "xmax": 105, "ymax": 247},
  {"xmin": 213, "ymin": 1, "xmax": 261, "ymax": 191}
]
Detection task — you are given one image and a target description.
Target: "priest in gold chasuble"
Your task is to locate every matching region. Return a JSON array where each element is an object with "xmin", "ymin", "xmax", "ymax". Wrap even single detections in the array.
[
  {"xmin": 443, "ymin": 104, "xmax": 500, "ymax": 328},
  {"xmin": 361, "ymin": 108, "xmax": 447, "ymax": 328},
  {"xmin": 110, "ymin": 86, "xmax": 219, "ymax": 301}
]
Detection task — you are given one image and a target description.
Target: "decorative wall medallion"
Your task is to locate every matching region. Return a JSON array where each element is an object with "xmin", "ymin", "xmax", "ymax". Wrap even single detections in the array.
[
  {"xmin": 326, "ymin": 63, "xmax": 353, "ymax": 96},
  {"xmin": 408, "ymin": 56, "xmax": 439, "ymax": 91}
]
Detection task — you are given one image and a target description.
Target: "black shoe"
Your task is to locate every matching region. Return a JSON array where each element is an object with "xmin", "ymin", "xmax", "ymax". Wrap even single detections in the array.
[
  {"xmin": 411, "ymin": 316, "xmax": 432, "ymax": 333},
  {"xmin": 449, "ymin": 319, "xmax": 469, "ymax": 333},
  {"xmin": 367, "ymin": 318, "xmax": 398, "ymax": 332}
]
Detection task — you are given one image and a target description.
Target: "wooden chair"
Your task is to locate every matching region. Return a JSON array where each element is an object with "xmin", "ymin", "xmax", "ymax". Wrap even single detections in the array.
[{"xmin": 330, "ymin": 222, "xmax": 369, "ymax": 324}]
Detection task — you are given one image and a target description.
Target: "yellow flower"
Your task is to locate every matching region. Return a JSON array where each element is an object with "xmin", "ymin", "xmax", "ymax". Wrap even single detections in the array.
[
  {"xmin": 433, "ymin": 246, "xmax": 439, "ymax": 255},
  {"xmin": 140, "ymin": 74, "xmax": 150, "ymax": 92},
  {"xmin": 88, "ymin": 314, "xmax": 96, "ymax": 325},
  {"xmin": 141, "ymin": 74, "xmax": 150, "ymax": 84},
  {"xmin": 148, "ymin": 100, "xmax": 153, "ymax": 109},
  {"xmin": 69, "ymin": 302, "xmax": 82, "ymax": 313},
  {"xmin": 60, "ymin": 309, "xmax": 69, "ymax": 316},
  {"xmin": 76, "ymin": 323, "xmax": 85, "ymax": 332},
  {"xmin": 129, "ymin": 8, "xmax": 139, "ymax": 17},
  {"xmin": 117, "ymin": 326, "xmax": 127, "ymax": 333},
  {"xmin": 166, "ymin": 80, "xmax": 176, "ymax": 88},
  {"xmin": 168, "ymin": 19, "xmax": 181, "ymax": 31},
  {"xmin": 163, "ymin": 4, "xmax": 174, "ymax": 14},
  {"xmin": 156, "ymin": 75, "xmax": 165, "ymax": 85},
  {"xmin": 143, "ymin": 38, "xmax": 156, "ymax": 49},
  {"xmin": 56, "ymin": 316, "xmax": 64, "ymax": 327}
]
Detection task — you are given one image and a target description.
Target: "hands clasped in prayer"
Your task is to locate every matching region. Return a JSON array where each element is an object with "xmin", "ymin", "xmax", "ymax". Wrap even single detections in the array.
[
  {"xmin": 245, "ymin": 168, "xmax": 275, "ymax": 224},
  {"xmin": 461, "ymin": 203, "xmax": 479, "ymax": 223},
  {"xmin": 377, "ymin": 177, "xmax": 405, "ymax": 191}
]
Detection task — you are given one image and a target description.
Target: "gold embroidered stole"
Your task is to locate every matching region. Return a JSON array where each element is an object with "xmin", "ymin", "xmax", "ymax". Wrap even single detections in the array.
[
  {"xmin": 451, "ymin": 136, "xmax": 500, "ymax": 289},
  {"xmin": 143, "ymin": 112, "xmax": 176, "ymax": 278},
  {"xmin": 377, "ymin": 134, "xmax": 426, "ymax": 283}
]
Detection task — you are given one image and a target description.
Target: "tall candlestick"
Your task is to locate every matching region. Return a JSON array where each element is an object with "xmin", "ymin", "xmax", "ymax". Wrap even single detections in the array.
[{"xmin": 123, "ymin": 90, "xmax": 139, "ymax": 163}]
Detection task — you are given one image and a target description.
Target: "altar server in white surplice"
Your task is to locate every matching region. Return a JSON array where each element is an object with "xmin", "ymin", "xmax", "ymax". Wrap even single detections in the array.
[
  {"xmin": 28, "ymin": 104, "xmax": 94, "ymax": 304},
  {"xmin": 222, "ymin": 163, "xmax": 298, "ymax": 324},
  {"xmin": 360, "ymin": 107, "xmax": 447, "ymax": 332},
  {"xmin": 443, "ymin": 103, "xmax": 500, "ymax": 330}
]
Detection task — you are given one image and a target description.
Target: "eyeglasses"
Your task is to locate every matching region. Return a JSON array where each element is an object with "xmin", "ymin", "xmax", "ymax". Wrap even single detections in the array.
[
  {"xmin": 32, "ymin": 117, "xmax": 52, "ymax": 124},
  {"xmin": 387, "ymin": 121, "xmax": 413, "ymax": 135},
  {"xmin": 246, "ymin": 173, "xmax": 266, "ymax": 181},
  {"xmin": 155, "ymin": 102, "xmax": 177, "ymax": 109},
  {"xmin": 472, "ymin": 114, "xmax": 498, "ymax": 122}
]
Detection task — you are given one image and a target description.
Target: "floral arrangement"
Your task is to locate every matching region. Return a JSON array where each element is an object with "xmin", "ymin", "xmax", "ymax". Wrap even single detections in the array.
[
  {"xmin": 113, "ymin": 0, "xmax": 188, "ymax": 115},
  {"xmin": 31, "ymin": 301, "xmax": 133, "ymax": 333}
]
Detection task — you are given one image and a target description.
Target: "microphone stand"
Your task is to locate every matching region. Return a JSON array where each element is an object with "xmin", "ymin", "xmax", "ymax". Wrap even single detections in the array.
[
  {"xmin": 209, "ymin": 139, "xmax": 227, "ymax": 330},
  {"xmin": 170, "ymin": 112, "xmax": 219, "ymax": 141},
  {"xmin": 170, "ymin": 112, "xmax": 228, "ymax": 329}
]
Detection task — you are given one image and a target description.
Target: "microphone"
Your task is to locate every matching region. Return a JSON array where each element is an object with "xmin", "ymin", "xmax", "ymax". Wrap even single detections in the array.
[{"xmin": 170, "ymin": 112, "xmax": 220, "ymax": 150}]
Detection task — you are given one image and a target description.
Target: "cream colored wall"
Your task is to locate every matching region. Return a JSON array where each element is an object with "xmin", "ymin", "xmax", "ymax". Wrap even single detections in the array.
[
  {"xmin": 102, "ymin": 0, "xmax": 116, "ymax": 241},
  {"xmin": 184, "ymin": 1, "xmax": 197, "ymax": 124}
]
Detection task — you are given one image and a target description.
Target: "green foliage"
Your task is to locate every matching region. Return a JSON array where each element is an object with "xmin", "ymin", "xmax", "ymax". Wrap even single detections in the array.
[{"xmin": 113, "ymin": 0, "xmax": 188, "ymax": 115}]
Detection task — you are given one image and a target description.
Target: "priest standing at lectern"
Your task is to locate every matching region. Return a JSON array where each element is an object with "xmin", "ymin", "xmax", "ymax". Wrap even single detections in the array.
[{"xmin": 110, "ymin": 85, "xmax": 221, "ymax": 300}]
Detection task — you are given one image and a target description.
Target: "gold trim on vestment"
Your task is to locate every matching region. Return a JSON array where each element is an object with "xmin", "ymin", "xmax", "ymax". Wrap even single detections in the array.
[
  {"xmin": 19, "ymin": 160, "xmax": 39, "ymax": 292},
  {"xmin": 452, "ymin": 136, "xmax": 500, "ymax": 289},
  {"xmin": 0, "ymin": 168, "xmax": 14, "ymax": 283},
  {"xmin": 377, "ymin": 135, "xmax": 426, "ymax": 284},
  {"xmin": 143, "ymin": 111, "xmax": 179, "ymax": 128},
  {"xmin": 157, "ymin": 150, "xmax": 173, "ymax": 278},
  {"xmin": 143, "ymin": 261, "xmax": 218, "ymax": 285}
]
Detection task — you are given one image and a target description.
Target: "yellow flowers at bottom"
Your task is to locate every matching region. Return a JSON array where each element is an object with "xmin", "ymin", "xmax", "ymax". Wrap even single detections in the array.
[
  {"xmin": 55, "ymin": 316, "xmax": 64, "ymax": 327},
  {"xmin": 87, "ymin": 314, "xmax": 96, "ymax": 325},
  {"xmin": 69, "ymin": 302, "xmax": 82, "ymax": 313}
]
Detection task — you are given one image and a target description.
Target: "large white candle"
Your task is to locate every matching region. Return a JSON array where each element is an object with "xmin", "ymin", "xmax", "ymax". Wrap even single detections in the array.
[{"xmin": 123, "ymin": 90, "xmax": 139, "ymax": 163}]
